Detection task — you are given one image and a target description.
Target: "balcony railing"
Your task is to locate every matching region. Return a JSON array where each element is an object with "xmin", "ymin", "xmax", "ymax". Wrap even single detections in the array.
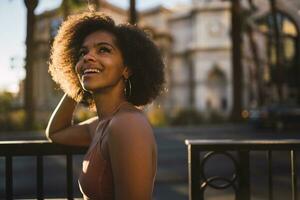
[
  {"xmin": 2, "ymin": 139, "xmax": 300, "ymax": 199},
  {"xmin": 0, "ymin": 140, "xmax": 87, "ymax": 200},
  {"xmin": 185, "ymin": 139, "xmax": 300, "ymax": 200}
]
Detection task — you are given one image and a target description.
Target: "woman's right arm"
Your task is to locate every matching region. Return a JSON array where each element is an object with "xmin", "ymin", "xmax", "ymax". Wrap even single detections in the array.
[{"xmin": 45, "ymin": 94, "xmax": 98, "ymax": 146}]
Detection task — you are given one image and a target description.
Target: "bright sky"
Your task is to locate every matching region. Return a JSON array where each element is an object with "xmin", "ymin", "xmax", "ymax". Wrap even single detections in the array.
[{"xmin": 0, "ymin": 0, "xmax": 190, "ymax": 93}]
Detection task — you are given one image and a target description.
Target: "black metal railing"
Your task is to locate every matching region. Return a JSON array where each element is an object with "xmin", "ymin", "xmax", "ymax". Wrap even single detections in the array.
[
  {"xmin": 0, "ymin": 140, "xmax": 87, "ymax": 200},
  {"xmin": 185, "ymin": 139, "xmax": 300, "ymax": 200}
]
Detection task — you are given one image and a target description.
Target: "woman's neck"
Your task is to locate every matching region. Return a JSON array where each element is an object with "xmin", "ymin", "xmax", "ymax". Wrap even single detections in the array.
[{"xmin": 93, "ymin": 91, "xmax": 127, "ymax": 120}]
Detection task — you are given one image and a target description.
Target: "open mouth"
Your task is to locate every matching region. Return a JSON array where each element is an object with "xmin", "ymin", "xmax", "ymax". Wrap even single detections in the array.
[{"xmin": 82, "ymin": 68, "xmax": 101, "ymax": 76}]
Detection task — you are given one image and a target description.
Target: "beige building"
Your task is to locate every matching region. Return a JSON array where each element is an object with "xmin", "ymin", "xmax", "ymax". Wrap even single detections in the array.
[
  {"xmin": 30, "ymin": 0, "xmax": 300, "ymax": 124},
  {"xmin": 167, "ymin": 0, "xmax": 232, "ymax": 117},
  {"xmin": 29, "ymin": 0, "xmax": 236, "ymax": 123}
]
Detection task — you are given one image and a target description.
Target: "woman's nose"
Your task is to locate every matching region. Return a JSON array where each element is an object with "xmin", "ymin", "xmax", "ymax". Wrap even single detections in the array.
[{"xmin": 83, "ymin": 51, "xmax": 96, "ymax": 62}]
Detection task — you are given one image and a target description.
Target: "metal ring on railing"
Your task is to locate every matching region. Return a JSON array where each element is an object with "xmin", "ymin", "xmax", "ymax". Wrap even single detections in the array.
[
  {"xmin": 206, "ymin": 176, "xmax": 236, "ymax": 189},
  {"xmin": 200, "ymin": 151, "xmax": 238, "ymax": 190}
]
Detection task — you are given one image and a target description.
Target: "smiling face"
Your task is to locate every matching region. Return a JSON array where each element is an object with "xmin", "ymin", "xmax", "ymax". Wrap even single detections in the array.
[{"xmin": 75, "ymin": 30, "xmax": 130, "ymax": 95}]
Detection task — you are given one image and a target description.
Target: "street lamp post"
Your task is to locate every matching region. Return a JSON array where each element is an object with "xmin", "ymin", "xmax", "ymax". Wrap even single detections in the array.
[
  {"xmin": 230, "ymin": 0, "xmax": 243, "ymax": 121},
  {"xmin": 270, "ymin": 0, "xmax": 284, "ymax": 102},
  {"xmin": 129, "ymin": 0, "xmax": 137, "ymax": 25}
]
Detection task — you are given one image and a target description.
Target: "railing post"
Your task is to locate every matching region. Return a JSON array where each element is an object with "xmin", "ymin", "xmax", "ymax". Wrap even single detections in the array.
[
  {"xmin": 237, "ymin": 151, "xmax": 250, "ymax": 200},
  {"xmin": 267, "ymin": 151, "xmax": 273, "ymax": 200},
  {"xmin": 291, "ymin": 150, "xmax": 298, "ymax": 200},
  {"xmin": 36, "ymin": 155, "xmax": 44, "ymax": 200},
  {"xmin": 188, "ymin": 145, "xmax": 202, "ymax": 200},
  {"xmin": 66, "ymin": 154, "xmax": 73, "ymax": 200},
  {"xmin": 0, "ymin": 141, "xmax": 88, "ymax": 199},
  {"xmin": 5, "ymin": 156, "xmax": 13, "ymax": 200}
]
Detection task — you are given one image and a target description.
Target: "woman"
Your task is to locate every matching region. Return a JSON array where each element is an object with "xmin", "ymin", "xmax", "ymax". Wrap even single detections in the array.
[{"xmin": 46, "ymin": 12, "xmax": 165, "ymax": 200}]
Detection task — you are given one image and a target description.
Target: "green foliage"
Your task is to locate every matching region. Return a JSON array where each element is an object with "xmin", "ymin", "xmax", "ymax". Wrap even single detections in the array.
[
  {"xmin": 73, "ymin": 105, "xmax": 97, "ymax": 124},
  {"xmin": 208, "ymin": 111, "xmax": 226, "ymax": 123},
  {"xmin": 3, "ymin": 110, "xmax": 26, "ymax": 131},
  {"xmin": 169, "ymin": 108, "xmax": 228, "ymax": 126},
  {"xmin": 170, "ymin": 108, "xmax": 203, "ymax": 126},
  {"xmin": 0, "ymin": 91, "xmax": 26, "ymax": 131},
  {"xmin": 0, "ymin": 91, "xmax": 14, "ymax": 113},
  {"xmin": 147, "ymin": 106, "xmax": 168, "ymax": 127},
  {"xmin": 68, "ymin": 0, "xmax": 86, "ymax": 9},
  {"xmin": 58, "ymin": 0, "xmax": 86, "ymax": 14}
]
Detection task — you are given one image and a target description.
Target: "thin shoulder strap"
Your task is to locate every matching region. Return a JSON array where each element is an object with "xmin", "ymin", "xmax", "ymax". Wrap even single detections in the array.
[{"xmin": 98, "ymin": 119, "xmax": 111, "ymax": 146}]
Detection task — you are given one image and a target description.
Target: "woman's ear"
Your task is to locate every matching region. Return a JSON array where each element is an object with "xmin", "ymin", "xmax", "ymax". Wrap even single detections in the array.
[{"xmin": 123, "ymin": 67, "xmax": 132, "ymax": 79}]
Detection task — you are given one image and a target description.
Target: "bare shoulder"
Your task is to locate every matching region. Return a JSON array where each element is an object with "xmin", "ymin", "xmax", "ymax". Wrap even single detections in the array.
[
  {"xmin": 107, "ymin": 111, "xmax": 154, "ymax": 144},
  {"xmin": 107, "ymin": 110, "xmax": 156, "ymax": 199}
]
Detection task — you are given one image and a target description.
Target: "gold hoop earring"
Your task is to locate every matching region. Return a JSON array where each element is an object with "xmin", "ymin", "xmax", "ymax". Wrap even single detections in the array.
[{"xmin": 124, "ymin": 78, "xmax": 132, "ymax": 99}]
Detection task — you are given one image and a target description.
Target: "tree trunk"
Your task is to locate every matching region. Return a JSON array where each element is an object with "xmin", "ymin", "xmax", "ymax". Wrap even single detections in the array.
[
  {"xmin": 296, "ymin": 37, "xmax": 300, "ymax": 105},
  {"xmin": 230, "ymin": 0, "xmax": 243, "ymax": 121},
  {"xmin": 24, "ymin": 0, "xmax": 38, "ymax": 130},
  {"xmin": 270, "ymin": 0, "xmax": 284, "ymax": 102},
  {"xmin": 246, "ymin": 25, "xmax": 264, "ymax": 106},
  {"xmin": 129, "ymin": 0, "xmax": 137, "ymax": 25}
]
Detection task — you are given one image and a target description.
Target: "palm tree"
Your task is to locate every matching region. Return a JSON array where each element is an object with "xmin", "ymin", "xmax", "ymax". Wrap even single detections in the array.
[
  {"xmin": 61, "ymin": 0, "xmax": 92, "ymax": 19},
  {"xmin": 24, "ymin": 0, "xmax": 38, "ymax": 130},
  {"xmin": 61, "ymin": 0, "xmax": 70, "ymax": 19},
  {"xmin": 246, "ymin": 23, "xmax": 264, "ymax": 106},
  {"xmin": 87, "ymin": 0, "xmax": 100, "ymax": 12}
]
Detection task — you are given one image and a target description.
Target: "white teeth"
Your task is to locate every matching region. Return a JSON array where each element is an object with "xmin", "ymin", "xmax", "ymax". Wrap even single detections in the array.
[{"xmin": 83, "ymin": 68, "xmax": 101, "ymax": 74}]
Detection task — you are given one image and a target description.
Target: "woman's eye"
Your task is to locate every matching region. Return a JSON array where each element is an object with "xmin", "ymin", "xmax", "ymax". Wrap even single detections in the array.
[
  {"xmin": 98, "ymin": 47, "xmax": 111, "ymax": 53},
  {"xmin": 78, "ymin": 50, "xmax": 87, "ymax": 57}
]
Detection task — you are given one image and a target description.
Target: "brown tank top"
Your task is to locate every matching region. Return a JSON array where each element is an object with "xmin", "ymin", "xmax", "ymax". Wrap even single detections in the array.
[{"xmin": 78, "ymin": 102, "xmax": 141, "ymax": 200}]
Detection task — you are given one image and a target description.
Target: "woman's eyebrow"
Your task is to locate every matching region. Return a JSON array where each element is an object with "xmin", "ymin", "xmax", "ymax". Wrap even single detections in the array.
[{"xmin": 94, "ymin": 42, "xmax": 116, "ymax": 50}]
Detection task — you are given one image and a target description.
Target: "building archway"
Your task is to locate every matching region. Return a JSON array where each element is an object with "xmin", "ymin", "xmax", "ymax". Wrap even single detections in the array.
[{"xmin": 205, "ymin": 65, "xmax": 228, "ymax": 112}]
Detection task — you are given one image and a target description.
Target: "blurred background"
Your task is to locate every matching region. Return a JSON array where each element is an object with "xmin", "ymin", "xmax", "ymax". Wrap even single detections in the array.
[
  {"xmin": 0, "ymin": 0, "xmax": 300, "ymax": 199},
  {"xmin": 1, "ymin": 0, "xmax": 300, "ymax": 131}
]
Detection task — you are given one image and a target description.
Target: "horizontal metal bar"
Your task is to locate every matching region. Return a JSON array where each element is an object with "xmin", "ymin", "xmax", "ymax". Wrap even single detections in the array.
[
  {"xmin": 185, "ymin": 139, "xmax": 300, "ymax": 146},
  {"xmin": 185, "ymin": 139, "xmax": 300, "ymax": 151},
  {"xmin": 0, "ymin": 140, "xmax": 88, "ymax": 156}
]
